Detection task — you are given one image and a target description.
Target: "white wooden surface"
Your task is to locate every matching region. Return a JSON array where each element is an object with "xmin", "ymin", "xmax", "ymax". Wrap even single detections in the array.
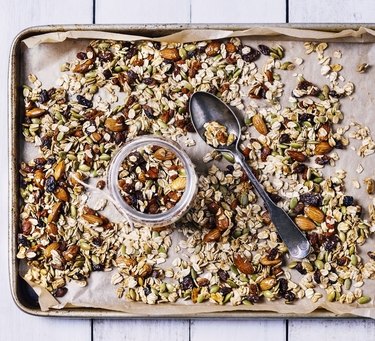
[{"xmin": 3, "ymin": 0, "xmax": 375, "ymax": 340}]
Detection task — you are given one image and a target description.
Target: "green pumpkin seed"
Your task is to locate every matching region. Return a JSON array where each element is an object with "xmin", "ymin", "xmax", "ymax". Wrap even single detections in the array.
[
  {"xmin": 358, "ymin": 296, "xmax": 371, "ymax": 304},
  {"xmin": 289, "ymin": 197, "xmax": 298, "ymax": 209},
  {"xmin": 350, "ymin": 254, "xmax": 358, "ymax": 266},
  {"xmin": 344, "ymin": 278, "xmax": 352, "ymax": 290},
  {"xmin": 226, "ymin": 279, "xmax": 238, "ymax": 288},
  {"xmin": 327, "ymin": 291, "xmax": 336, "ymax": 302},
  {"xmin": 210, "ymin": 285, "xmax": 220, "ymax": 294}
]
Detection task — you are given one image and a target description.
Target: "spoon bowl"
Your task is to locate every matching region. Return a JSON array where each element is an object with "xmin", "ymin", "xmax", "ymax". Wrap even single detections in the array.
[{"xmin": 189, "ymin": 91, "xmax": 311, "ymax": 259}]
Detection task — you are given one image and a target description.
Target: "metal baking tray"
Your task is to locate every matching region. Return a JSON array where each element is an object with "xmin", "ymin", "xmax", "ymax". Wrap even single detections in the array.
[{"xmin": 9, "ymin": 24, "xmax": 373, "ymax": 318}]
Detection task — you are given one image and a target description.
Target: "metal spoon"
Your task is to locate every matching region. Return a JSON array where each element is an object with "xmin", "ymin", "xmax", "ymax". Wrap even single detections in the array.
[{"xmin": 189, "ymin": 91, "xmax": 311, "ymax": 259}]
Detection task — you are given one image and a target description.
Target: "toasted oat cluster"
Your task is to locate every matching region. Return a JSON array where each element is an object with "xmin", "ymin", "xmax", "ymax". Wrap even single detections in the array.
[
  {"xmin": 18, "ymin": 38, "xmax": 375, "ymax": 307},
  {"xmin": 118, "ymin": 145, "xmax": 186, "ymax": 214},
  {"xmin": 204, "ymin": 121, "xmax": 236, "ymax": 147}
]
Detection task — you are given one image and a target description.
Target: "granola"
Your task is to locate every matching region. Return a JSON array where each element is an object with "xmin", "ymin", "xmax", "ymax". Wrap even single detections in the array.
[
  {"xmin": 203, "ymin": 121, "xmax": 236, "ymax": 147},
  {"xmin": 18, "ymin": 37, "xmax": 375, "ymax": 309}
]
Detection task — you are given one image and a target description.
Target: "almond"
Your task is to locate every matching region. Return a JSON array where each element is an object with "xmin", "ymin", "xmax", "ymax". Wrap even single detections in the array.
[
  {"xmin": 260, "ymin": 256, "xmax": 282, "ymax": 266},
  {"xmin": 139, "ymin": 263, "xmax": 153, "ymax": 278},
  {"xmin": 252, "ymin": 114, "xmax": 268, "ymax": 135},
  {"xmin": 153, "ymin": 147, "xmax": 176, "ymax": 161},
  {"xmin": 314, "ymin": 141, "xmax": 333, "ymax": 155},
  {"xmin": 91, "ymin": 132, "xmax": 102, "ymax": 142},
  {"xmin": 259, "ymin": 276, "xmax": 277, "ymax": 291},
  {"xmin": 216, "ymin": 214, "xmax": 230, "ymax": 232},
  {"xmin": 73, "ymin": 59, "xmax": 94, "ymax": 73},
  {"xmin": 295, "ymin": 215, "xmax": 316, "ymax": 231},
  {"xmin": 44, "ymin": 242, "xmax": 60, "ymax": 258},
  {"xmin": 170, "ymin": 177, "xmax": 187, "ymax": 191},
  {"xmin": 233, "ymin": 253, "xmax": 254, "ymax": 275},
  {"xmin": 69, "ymin": 172, "xmax": 84, "ymax": 186},
  {"xmin": 54, "ymin": 160, "xmax": 65, "ymax": 181},
  {"xmin": 317, "ymin": 123, "xmax": 331, "ymax": 141},
  {"xmin": 82, "ymin": 214, "xmax": 104, "ymax": 225},
  {"xmin": 46, "ymin": 223, "xmax": 58, "ymax": 238},
  {"xmin": 55, "ymin": 187, "xmax": 69, "ymax": 202},
  {"xmin": 160, "ymin": 48, "xmax": 181, "ymax": 61},
  {"xmin": 47, "ymin": 202, "xmax": 63, "ymax": 223},
  {"xmin": 26, "ymin": 107, "xmax": 46, "ymax": 118},
  {"xmin": 304, "ymin": 205, "xmax": 325, "ymax": 223},
  {"xmin": 63, "ymin": 245, "xmax": 79, "ymax": 262},
  {"xmin": 225, "ymin": 42, "xmax": 237, "ymax": 53},
  {"xmin": 105, "ymin": 117, "xmax": 126, "ymax": 132},
  {"xmin": 203, "ymin": 228, "xmax": 222, "ymax": 242},
  {"xmin": 205, "ymin": 42, "xmax": 221, "ymax": 56},
  {"xmin": 287, "ymin": 150, "xmax": 307, "ymax": 162},
  {"xmin": 34, "ymin": 169, "xmax": 45, "ymax": 189}
]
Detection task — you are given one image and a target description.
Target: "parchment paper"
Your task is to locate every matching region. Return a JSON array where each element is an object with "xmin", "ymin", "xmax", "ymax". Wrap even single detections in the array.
[{"xmin": 20, "ymin": 27, "xmax": 375, "ymax": 318}]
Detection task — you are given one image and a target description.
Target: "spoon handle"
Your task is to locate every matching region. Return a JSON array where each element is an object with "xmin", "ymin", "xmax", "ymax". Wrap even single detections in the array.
[{"xmin": 234, "ymin": 152, "xmax": 311, "ymax": 259}]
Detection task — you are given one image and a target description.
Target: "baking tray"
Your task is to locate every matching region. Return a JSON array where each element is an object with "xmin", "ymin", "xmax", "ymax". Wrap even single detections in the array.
[{"xmin": 9, "ymin": 24, "xmax": 375, "ymax": 318}]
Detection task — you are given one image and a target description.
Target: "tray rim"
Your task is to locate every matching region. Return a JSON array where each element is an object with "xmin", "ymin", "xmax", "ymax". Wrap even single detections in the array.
[{"xmin": 9, "ymin": 23, "xmax": 375, "ymax": 318}]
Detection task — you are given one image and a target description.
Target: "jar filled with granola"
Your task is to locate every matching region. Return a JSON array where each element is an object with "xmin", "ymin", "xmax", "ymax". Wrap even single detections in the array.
[{"xmin": 108, "ymin": 136, "xmax": 197, "ymax": 227}]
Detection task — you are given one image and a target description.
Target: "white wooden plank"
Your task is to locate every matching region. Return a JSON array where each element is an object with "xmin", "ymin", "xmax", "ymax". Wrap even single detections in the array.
[
  {"xmin": 191, "ymin": 320, "xmax": 286, "ymax": 341},
  {"xmin": 93, "ymin": 319, "xmax": 190, "ymax": 341},
  {"xmin": 95, "ymin": 0, "xmax": 190, "ymax": 24},
  {"xmin": 191, "ymin": 0, "xmax": 285, "ymax": 23},
  {"xmin": 290, "ymin": 0, "xmax": 375, "ymax": 23},
  {"xmin": 1, "ymin": 1, "xmax": 92, "ymax": 340},
  {"xmin": 289, "ymin": 319, "xmax": 375, "ymax": 341}
]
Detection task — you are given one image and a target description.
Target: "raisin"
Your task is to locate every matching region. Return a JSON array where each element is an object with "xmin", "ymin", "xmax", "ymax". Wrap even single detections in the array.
[
  {"xmin": 96, "ymin": 180, "xmax": 106, "ymax": 190},
  {"xmin": 144, "ymin": 285, "xmax": 152, "ymax": 296},
  {"xmin": 295, "ymin": 262, "xmax": 307, "ymax": 275},
  {"xmin": 41, "ymin": 135, "xmax": 52, "ymax": 149},
  {"xmin": 300, "ymin": 193, "xmax": 322, "ymax": 206},
  {"xmin": 54, "ymin": 287, "xmax": 68, "ymax": 297},
  {"xmin": 268, "ymin": 247, "xmax": 279, "ymax": 260},
  {"xmin": 278, "ymin": 278, "xmax": 288, "ymax": 296},
  {"xmin": 102, "ymin": 69, "xmax": 113, "ymax": 79},
  {"xmin": 143, "ymin": 105, "xmax": 154, "ymax": 119},
  {"xmin": 268, "ymin": 192, "xmax": 282, "ymax": 204},
  {"xmin": 279, "ymin": 133, "xmax": 291, "ymax": 144},
  {"xmin": 92, "ymin": 237, "xmax": 103, "ymax": 246},
  {"xmin": 224, "ymin": 165, "xmax": 235, "ymax": 175},
  {"xmin": 260, "ymin": 145, "xmax": 272, "ymax": 162},
  {"xmin": 218, "ymin": 269, "xmax": 229, "ymax": 282},
  {"xmin": 337, "ymin": 257, "xmax": 348, "ymax": 266},
  {"xmin": 208, "ymin": 202, "xmax": 220, "ymax": 214},
  {"xmin": 143, "ymin": 77, "xmax": 157, "ymax": 86},
  {"xmin": 93, "ymin": 263, "xmax": 104, "ymax": 271},
  {"xmin": 18, "ymin": 234, "xmax": 30, "ymax": 247},
  {"xmin": 313, "ymin": 270, "xmax": 321, "ymax": 284},
  {"xmin": 98, "ymin": 50, "xmax": 113, "ymax": 62},
  {"xmin": 77, "ymin": 95, "xmax": 93, "ymax": 108},
  {"xmin": 299, "ymin": 113, "xmax": 315, "ymax": 124},
  {"xmin": 315, "ymin": 155, "xmax": 331, "ymax": 165},
  {"xmin": 39, "ymin": 89, "xmax": 49, "ymax": 103},
  {"xmin": 181, "ymin": 276, "xmax": 194, "ymax": 290},
  {"xmin": 335, "ymin": 139, "xmax": 344, "ymax": 149},
  {"xmin": 258, "ymin": 44, "xmax": 271, "ymax": 56},
  {"xmin": 343, "ymin": 196, "xmax": 354, "ymax": 206},
  {"xmin": 293, "ymin": 163, "xmax": 307, "ymax": 174},
  {"xmin": 241, "ymin": 47, "xmax": 261, "ymax": 62},
  {"xmin": 284, "ymin": 290, "xmax": 296, "ymax": 302},
  {"xmin": 219, "ymin": 287, "xmax": 232, "ymax": 296},
  {"xmin": 324, "ymin": 235, "xmax": 340, "ymax": 252},
  {"xmin": 368, "ymin": 252, "xmax": 375, "ymax": 261},
  {"xmin": 246, "ymin": 294, "xmax": 260, "ymax": 304},
  {"xmin": 307, "ymin": 232, "xmax": 321, "ymax": 250},
  {"xmin": 45, "ymin": 175, "xmax": 57, "ymax": 192},
  {"xmin": 153, "ymin": 42, "xmax": 161, "ymax": 50},
  {"xmin": 76, "ymin": 52, "xmax": 87, "ymax": 60}
]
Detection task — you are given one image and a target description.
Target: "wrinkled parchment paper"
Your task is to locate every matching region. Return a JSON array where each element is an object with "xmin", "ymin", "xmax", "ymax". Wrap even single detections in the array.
[{"xmin": 20, "ymin": 27, "xmax": 375, "ymax": 318}]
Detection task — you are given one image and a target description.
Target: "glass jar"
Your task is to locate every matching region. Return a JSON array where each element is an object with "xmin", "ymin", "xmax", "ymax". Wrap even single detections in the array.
[{"xmin": 108, "ymin": 135, "xmax": 198, "ymax": 227}]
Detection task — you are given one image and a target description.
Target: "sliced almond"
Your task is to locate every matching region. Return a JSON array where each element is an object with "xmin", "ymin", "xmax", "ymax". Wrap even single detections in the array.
[
  {"xmin": 304, "ymin": 205, "xmax": 325, "ymax": 223},
  {"xmin": 233, "ymin": 253, "xmax": 254, "ymax": 275},
  {"xmin": 252, "ymin": 114, "xmax": 268, "ymax": 135},
  {"xmin": 295, "ymin": 215, "xmax": 316, "ymax": 231},
  {"xmin": 315, "ymin": 141, "xmax": 333, "ymax": 155}
]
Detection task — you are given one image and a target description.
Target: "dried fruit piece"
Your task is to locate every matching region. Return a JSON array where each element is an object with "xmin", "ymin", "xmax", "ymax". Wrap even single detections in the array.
[
  {"xmin": 82, "ymin": 214, "xmax": 104, "ymax": 225},
  {"xmin": 139, "ymin": 263, "xmax": 153, "ymax": 278},
  {"xmin": 364, "ymin": 177, "xmax": 375, "ymax": 195},
  {"xmin": 63, "ymin": 245, "xmax": 79, "ymax": 262},
  {"xmin": 225, "ymin": 42, "xmax": 237, "ymax": 53},
  {"xmin": 260, "ymin": 256, "xmax": 281, "ymax": 266},
  {"xmin": 44, "ymin": 242, "xmax": 60, "ymax": 258},
  {"xmin": 287, "ymin": 150, "xmax": 307, "ymax": 162},
  {"xmin": 160, "ymin": 48, "xmax": 181, "ymax": 61},
  {"xmin": 315, "ymin": 142, "xmax": 333, "ymax": 155},
  {"xmin": 153, "ymin": 148, "xmax": 176, "ymax": 161},
  {"xmin": 34, "ymin": 169, "xmax": 45, "ymax": 189},
  {"xmin": 170, "ymin": 177, "xmax": 186, "ymax": 191},
  {"xmin": 73, "ymin": 59, "xmax": 94, "ymax": 73},
  {"xmin": 252, "ymin": 114, "xmax": 268, "ymax": 135},
  {"xmin": 105, "ymin": 117, "xmax": 126, "ymax": 132},
  {"xmin": 54, "ymin": 160, "xmax": 65, "ymax": 181},
  {"xmin": 304, "ymin": 206, "xmax": 325, "ymax": 223},
  {"xmin": 216, "ymin": 214, "xmax": 230, "ymax": 232},
  {"xmin": 203, "ymin": 228, "xmax": 221, "ymax": 242},
  {"xmin": 233, "ymin": 253, "xmax": 254, "ymax": 275},
  {"xmin": 55, "ymin": 187, "xmax": 69, "ymax": 202},
  {"xmin": 206, "ymin": 42, "xmax": 221, "ymax": 56},
  {"xmin": 259, "ymin": 276, "xmax": 277, "ymax": 291},
  {"xmin": 295, "ymin": 216, "xmax": 316, "ymax": 231}
]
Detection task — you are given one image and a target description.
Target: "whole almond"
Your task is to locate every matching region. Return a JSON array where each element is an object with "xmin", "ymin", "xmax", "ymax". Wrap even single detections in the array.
[
  {"xmin": 259, "ymin": 276, "xmax": 277, "ymax": 291},
  {"xmin": 55, "ymin": 187, "xmax": 69, "ymax": 202},
  {"xmin": 34, "ymin": 169, "xmax": 45, "ymax": 189},
  {"xmin": 287, "ymin": 150, "xmax": 307, "ymax": 162},
  {"xmin": 54, "ymin": 160, "xmax": 65, "ymax": 181},
  {"xmin": 73, "ymin": 59, "xmax": 94, "ymax": 74},
  {"xmin": 206, "ymin": 42, "xmax": 221, "ymax": 56},
  {"xmin": 203, "ymin": 228, "xmax": 222, "ymax": 242},
  {"xmin": 153, "ymin": 147, "xmax": 176, "ymax": 161},
  {"xmin": 315, "ymin": 141, "xmax": 333, "ymax": 155},
  {"xmin": 304, "ymin": 205, "xmax": 325, "ymax": 223},
  {"xmin": 295, "ymin": 215, "xmax": 316, "ymax": 231},
  {"xmin": 26, "ymin": 107, "xmax": 46, "ymax": 118},
  {"xmin": 252, "ymin": 114, "xmax": 268, "ymax": 135},
  {"xmin": 44, "ymin": 242, "xmax": 60, "ymax": 258},
  {"xmin": 82, "ymin": 214, "xmax": 104, "ymax": 225},
  {"xmin": 233, "ymin": 253, "xmax": 254, "ymax": 275},
  {"xmin": 105, "ymin": 117, "xmax": 126, "ymax": 132},
  {"xmin": 47, "ymin": 202, "xmax": 63, "ymax": 223},
  {"xmin": 160, "ymin": 48, "xmax": 181, "ymax": 61}
]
